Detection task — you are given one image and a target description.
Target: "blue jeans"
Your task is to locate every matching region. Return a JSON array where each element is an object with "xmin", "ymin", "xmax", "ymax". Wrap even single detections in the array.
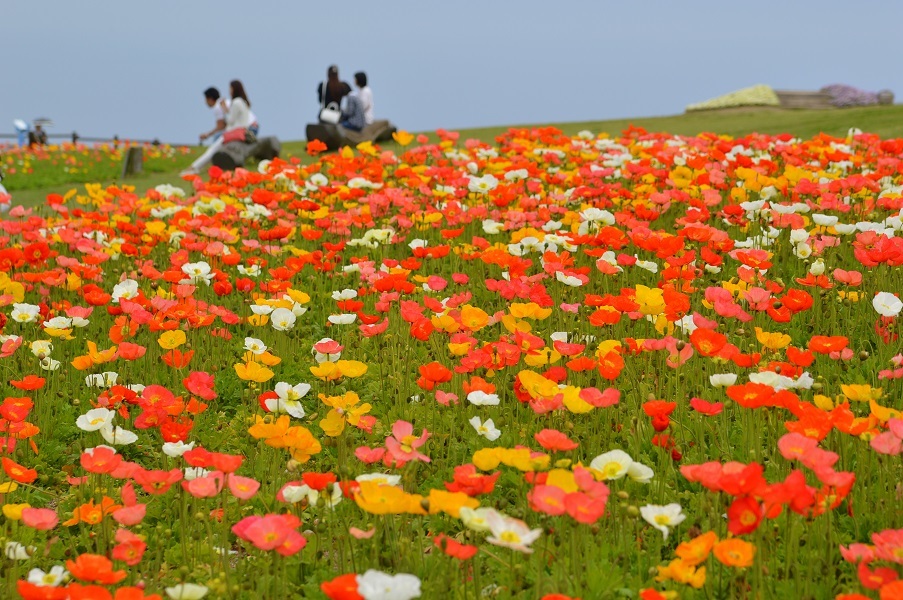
[{"xmin": 340, "ymin": 120, "xmax": 362, "ymax": 132}]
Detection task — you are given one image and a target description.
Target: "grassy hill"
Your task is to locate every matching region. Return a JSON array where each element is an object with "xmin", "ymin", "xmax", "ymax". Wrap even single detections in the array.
[{"xmin": 10, "ymin": 104, "xmax": 903, "ymax": 207}]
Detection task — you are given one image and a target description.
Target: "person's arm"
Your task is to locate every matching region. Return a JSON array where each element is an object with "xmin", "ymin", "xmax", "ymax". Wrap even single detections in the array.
[{"xmin": 200, "ymin": 118, "xmax": 226, "ymax": 141}]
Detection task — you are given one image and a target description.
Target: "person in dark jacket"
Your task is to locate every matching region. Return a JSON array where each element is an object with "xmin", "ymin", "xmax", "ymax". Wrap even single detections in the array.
[
  {"xmin": 340, "ymin": 94, "xmax": 366, "ymax": 132},
  {"xmin": 317, "ymin": 65, "xmax": 352, "ymax": 120}
]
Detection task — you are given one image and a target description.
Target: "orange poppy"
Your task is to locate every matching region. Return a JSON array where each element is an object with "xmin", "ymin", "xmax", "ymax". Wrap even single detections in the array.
[{"xmin": 713, "ymin": 538, "xmax": 756, "ymax": 568}]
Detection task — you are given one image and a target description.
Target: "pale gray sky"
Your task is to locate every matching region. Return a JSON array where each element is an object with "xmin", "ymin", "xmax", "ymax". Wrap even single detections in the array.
[{"xmin": 2, "ymin": 1, "xmax": 900, "ymax": 144}]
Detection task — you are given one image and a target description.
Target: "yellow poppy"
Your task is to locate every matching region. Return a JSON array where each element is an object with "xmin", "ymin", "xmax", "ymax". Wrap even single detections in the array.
[
  {"xmin": 158, "ymin": 330, "xmax": 186, "ymax": 350},
  {"xmin": 234, "ymin": 361, "xmax": 274, "ymax": 383}
]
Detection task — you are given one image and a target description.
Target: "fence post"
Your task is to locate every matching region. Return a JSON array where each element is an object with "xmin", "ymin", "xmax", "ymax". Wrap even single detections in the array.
[{"xmin": 121, "ymin": 147, "xmax": 144, "ymax": 178}]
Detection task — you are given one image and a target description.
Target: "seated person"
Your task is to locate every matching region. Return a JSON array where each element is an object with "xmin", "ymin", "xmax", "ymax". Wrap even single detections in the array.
[
  {"xmin": 354, "ymin": 72, "xmax": 374, "ymax": 126},
  {"xmin": 199, "ymin": 87, "xmax": 227, "ymax": 144},
  {"xmin": 340, "ymin": 94, "xmax": 366, "ymax": 132},
  {"xmin": 317, "ymin": 65, "xmax": 352, "ymax": 120},
  {"xmin": 28, "ymin": 125, "xmax": 48, "ymax": 146}
]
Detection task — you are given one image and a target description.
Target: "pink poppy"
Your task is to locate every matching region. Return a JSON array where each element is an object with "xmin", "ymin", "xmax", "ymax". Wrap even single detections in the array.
[
  {"xmin": 183, "ymin": 371, "xmax": 218, "ymax": 400},
  {"xmin": 355, "ymin": 446, "xmax": 387, "ymax": 464},
  {"xmin": 563, "ymin": 492, "xmax": 607, "ymax": 524},
  {"xmin": 21, "ymin": 507, "xmax": 58, "ymax": 530},
  {"xmin": 112, "ymin": 504, "xmax": 147, "ymax": 526},
  {"xmin": 435, "ymin": 390, "xmax": 459, "ymax": 406},
  {"xmin": 384, "ymin": 420, "xmax": 430, "ymax": 466},
  {"xmin": 580, "ymin": 387, "xmax": 620, "ymax": 408},
  {"xmin": 871, "ymin": 432, "xmax": 903, "ymax": 456},
  {"xmin": 528, "ymin": 485, "xmax": 567, "ymax": 516},
  {"xmin": 275, "ymin": 530, "xmax": 308, "ymax": 556},
  {"xmin": 181, "ymin": 471, "xmax": 225, "ymax": 498},
  {"xmin": 349, "ymin": 527, "xmax": 376, "ymax": 539},
  {"xmin": 227, "ymin": 474, "xmax": 261, "ymax": 500},
  {"xmin": 534, "ymin": 429, "xmax": 579, "ymax": 452}
]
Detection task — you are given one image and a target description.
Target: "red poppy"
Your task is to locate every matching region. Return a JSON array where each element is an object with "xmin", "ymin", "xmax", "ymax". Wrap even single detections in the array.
[
  {"xmin": 689, "ymin": 397, "xmax": 723, "ymax": 416},
  {"xmin": 727, "ymin": 495, "xmax": 763, "ymax": 535},
  {"xmin": 80, "ymin": 447, "xmax": 123, "ymax": 475},
  {"xmin": 320, "ymin": 573, "xmax": 364, "ymax": 600},
  {"xmin": 9, "ymin": 376, "xmax": 45, "ymax": 391},
  {"xmin": 16, "ymin": 581, "xmax": 69, "ymax": 600},
  {"xmin": 2, "ymin": 457, "xmax": 37, "ymax": 483},
  {"xmin": 444, "ymin": 464, "xmax": 499, "ymax": 496},
  {"xmin": 434, "ymin": 533, "xmax": 478, "ymax": 560},
  {"xmin": 65, "ymin": 553, "xmax": 127, "ymax": 585},
  {"xmin": 689, "ymin": 328, "xmax": 727, "ymax": 357}
]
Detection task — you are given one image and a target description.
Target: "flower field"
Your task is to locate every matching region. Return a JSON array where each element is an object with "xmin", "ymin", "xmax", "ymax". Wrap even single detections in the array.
[
  {"xmin": 1, "ymin": 143, "xmax": 193, "ymax": 191},
  {"xmin": 1, "ymin": 125, "xmax": 903, "ymax": 600}
]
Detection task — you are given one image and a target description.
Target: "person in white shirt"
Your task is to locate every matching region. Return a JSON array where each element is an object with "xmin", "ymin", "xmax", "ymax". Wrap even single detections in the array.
[
  {"xmin": 184, "ymin": 80, "xmax": 257, "ymax": 175},
  {"xmin": 199, "ymin": 87, "xmax": 227, "ymax": 144},
  {"xmin": 0, "ymin": 168, "xmax": 10, "ymax": 211},
  {"xmin": 353, "ymin": 72, "xmax": 374, "ymax": 125}
]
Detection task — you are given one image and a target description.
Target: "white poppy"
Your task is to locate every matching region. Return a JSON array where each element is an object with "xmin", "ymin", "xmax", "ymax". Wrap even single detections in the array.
[
  {"xmin": 467, "ymin": 390, "xmax": 500, "ymax": 406},
  {"xmin": 100, "ymin": 424, "xmax": 138, "ymax": 446},
  {"xmin": 76, "ymin": 408, "xmax": 115, "ymax": 432},
  {"xmin": 709, "ymin": 373, "xmax": 738, "ymax": 388},
  {"xmin": 111, "ymin": 279, "xmax": 139, "ymax": 303},
  {"xmin": 243, "ymin": 337, "xmax": 267, "ymax": 355},
  {"xmin": 627, "ymin": 462, "xmax": 654, "ymax": 484},
  {"xmin": 331, "ymin": 289, "xmax": 358, "ymax": 301},
  {"xmin": 589, "ymin": 449, "xmax": 633, "ymax": 480},
  {"xmin": 328, "ymin": 313, "xmax": 357, "ymax": 325},
  {"xmin": 162, "ymin": 441, "xmax": 196, "ymax": 457},
  {"xmin": 873, "ymin": 292, "xmax": 903, "ymax": 317},
  {"xmin": 469, "ymin": 416, "xmax": 502, "ymax": 441},
  {"xmin": 270, "ymin": 308, "xmax": 297, "ymax": 331},
  {"xmin": 640, "ymin": 503, "xmax": 686, "ymax": 539},
  {"xmin": 165, "ymin": 583, "xmax": 209, "ymax": 600},
  {"xmin": 9, "ymin": 303, "xmax": 39, "ymax": 325},
  {"xmin": 27, "ymin": 565, "xmax": 68, "ymax": 586},
  {"xmin": 357, "ymin": 570, "xmax": 422, "ymax": 600}
]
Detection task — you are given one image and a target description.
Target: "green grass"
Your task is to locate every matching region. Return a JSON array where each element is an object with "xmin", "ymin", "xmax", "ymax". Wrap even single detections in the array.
[{"xmin": 11, "ymin": 104, "xmax": 903, "ymax": 208}]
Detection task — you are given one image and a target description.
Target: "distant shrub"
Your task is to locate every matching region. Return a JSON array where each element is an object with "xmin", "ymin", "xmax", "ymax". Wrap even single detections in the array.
[
  {"xmin": 686, "ymin": 84, "xmax": 780, "ymax": 112},
  {"xmin": 820, "ymin": 84, "xmax": 879, "ymax": 108}
]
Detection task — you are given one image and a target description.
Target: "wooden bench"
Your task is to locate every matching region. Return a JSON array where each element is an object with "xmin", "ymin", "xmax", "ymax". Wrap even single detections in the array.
[{"xmin": 774, "ymin": 90, "xmax": 835, "ymax": 110}]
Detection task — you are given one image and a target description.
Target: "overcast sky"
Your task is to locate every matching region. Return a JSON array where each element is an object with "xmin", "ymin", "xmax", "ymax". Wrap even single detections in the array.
[{"xmin": 2, "ymin": 1, "xmax": 901, "ymax": 145}]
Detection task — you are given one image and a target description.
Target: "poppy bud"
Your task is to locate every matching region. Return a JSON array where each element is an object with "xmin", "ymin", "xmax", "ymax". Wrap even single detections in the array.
[{"xmin": 626, "ymin": 505, "xmax": 639, "ymax": 517}]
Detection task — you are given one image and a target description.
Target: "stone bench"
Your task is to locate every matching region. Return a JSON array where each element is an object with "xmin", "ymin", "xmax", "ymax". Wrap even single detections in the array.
[
  {"xmin": 211, "ymin": 137, "xmax": 281, "ymax": 171},
  {"xmin": 305, "ymin": 120, "xmax": 396, "ymax": 152}
]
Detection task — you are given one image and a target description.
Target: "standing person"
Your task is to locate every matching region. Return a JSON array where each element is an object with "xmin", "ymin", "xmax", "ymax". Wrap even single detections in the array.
[
  {"xmin": 317, "ymin": 66, "xmax": 351, "ymax": 121},
  {"xmin": 182, "ymin": 80, "xmax": 257, "ymax": 176},
  {"xmin": 354, "ymin": 72, "xmax": 374, "ymax": 126}
]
